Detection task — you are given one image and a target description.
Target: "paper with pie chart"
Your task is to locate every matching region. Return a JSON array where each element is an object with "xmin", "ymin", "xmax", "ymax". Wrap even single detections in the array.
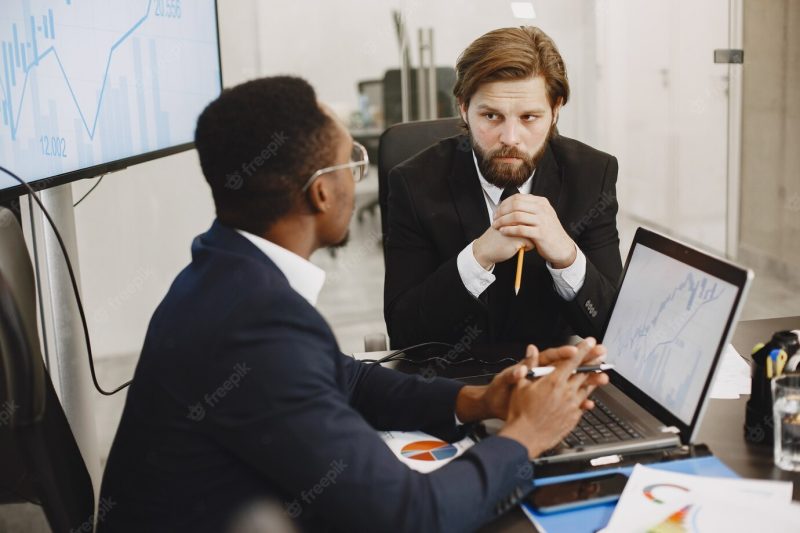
[
  {"xmin": 601, "ymin": 464, "xmax": 794, "ymax": 533},
  {"xmin": 380, "ymin": 430, "xmax": 475, "ymax": 473}
]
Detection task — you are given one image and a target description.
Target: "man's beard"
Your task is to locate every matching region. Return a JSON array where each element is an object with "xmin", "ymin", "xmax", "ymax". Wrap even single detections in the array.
[
  {"xmin": 471, "ymin": 127, "xmax": 552, "ymax": 189},
  {"xmin": 329, "ymin": 230, "xmax": 350, "ymax": 249},
  {"xmin": 327, "ymin": 200, "xmax": 355, "ymax": 250}
]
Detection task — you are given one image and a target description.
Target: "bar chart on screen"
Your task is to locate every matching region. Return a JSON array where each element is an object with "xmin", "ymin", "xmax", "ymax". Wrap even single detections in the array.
[{"xmin": 0, "ymin": 0, "xmax": 221, "ymax": 187}]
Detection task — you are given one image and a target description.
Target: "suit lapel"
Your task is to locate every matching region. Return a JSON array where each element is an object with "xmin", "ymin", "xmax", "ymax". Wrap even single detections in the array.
[
  {"xmin": 448, "ymin": 136, "xmax": 491, "ymax": 244},
  {"xmin": 531, "ymin": 141, "xmax": 563, "ymax": 211}
]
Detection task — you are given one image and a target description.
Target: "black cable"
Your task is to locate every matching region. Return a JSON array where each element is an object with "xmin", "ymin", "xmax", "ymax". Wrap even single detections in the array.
[
  {"xmin": 72, "ymin": 174, "xmax": 105, "ymax": 207},
  {"xmin": 360, "ymin": 341, "xmax": 519, "ymax": 368},
  {"xmin": 1, "ymin": 166, "xmax": 130, "ymax": 395},
  {"xmin": 383, "ymin": 355, "xmax": 520, "ymax": 367},
  {"xmin": 364, "ymin": 341, "xmax": 474, "ymax": 365}
]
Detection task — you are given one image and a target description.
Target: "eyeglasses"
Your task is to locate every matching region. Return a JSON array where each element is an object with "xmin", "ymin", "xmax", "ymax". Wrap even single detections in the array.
[{"xmin": 301, "ymin": 141, "xmax": 369, "ymax": 192}]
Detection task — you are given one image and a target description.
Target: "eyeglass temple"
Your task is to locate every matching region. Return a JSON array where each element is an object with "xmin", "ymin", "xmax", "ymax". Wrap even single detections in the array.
[{"xmin": 355, "ymin": 142, "xmax": 368, "ymax": 163}]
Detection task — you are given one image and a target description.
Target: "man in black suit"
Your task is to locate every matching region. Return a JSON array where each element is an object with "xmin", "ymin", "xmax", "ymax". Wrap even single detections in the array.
[
  {"xmin": 98, "ymin": 76, "xmax": 609, "ymax": 532},
  {"xmin": 385, "ymin": 26, "xmax": 622, "ymax": 352}
]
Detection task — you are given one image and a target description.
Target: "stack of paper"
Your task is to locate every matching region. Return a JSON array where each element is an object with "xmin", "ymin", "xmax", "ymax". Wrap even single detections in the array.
[
  {"xmin": 709, "ymin": 344, "xmax": 752, "ymax": 399},
  {"xmin": 601, "ymin": 464, "xmax": 799, "ymax": 532}
]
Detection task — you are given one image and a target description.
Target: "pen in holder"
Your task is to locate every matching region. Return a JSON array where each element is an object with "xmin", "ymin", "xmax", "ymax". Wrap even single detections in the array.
[{"xmin": 744, "ymin": 330, "xmax": 800, "ymax": 445}]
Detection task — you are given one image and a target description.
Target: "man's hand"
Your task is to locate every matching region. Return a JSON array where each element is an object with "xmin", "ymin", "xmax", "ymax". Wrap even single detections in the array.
[
  {"xmin": 497, "ymin": 339, "xmax": 610, "ymax": 459},
  {"xmin": 455, "ymin": 352, "xmax": 538, "ymax": 423},
  {"xmin": 492, "ymin": 194, "xmax": 576, "ymax": 269},
  {"xmin": 535, "ymin": 338, "xmax": 607, "ymax": 372},
  {"xmin": 471, "ymin": 226, "xmax": 533, "ymax": 271},
  {"xmin": 454, "ymin": 338, "xmax": 607, "ymax": 423},
  {"xmin": 523, "ymin": 339, "xmax": 607, "ymax": 411}
]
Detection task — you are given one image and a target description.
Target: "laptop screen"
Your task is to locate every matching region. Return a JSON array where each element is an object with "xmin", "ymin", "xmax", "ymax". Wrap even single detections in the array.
[{"xmin": 603, "ymin": 243, "xmax": 739, "ymax": 425}]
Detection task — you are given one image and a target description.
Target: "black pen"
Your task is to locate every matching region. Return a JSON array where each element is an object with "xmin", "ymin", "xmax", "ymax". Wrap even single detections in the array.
[{"xmin": 526, "ymin": 363, "xmax": 614, "ymax": 379}]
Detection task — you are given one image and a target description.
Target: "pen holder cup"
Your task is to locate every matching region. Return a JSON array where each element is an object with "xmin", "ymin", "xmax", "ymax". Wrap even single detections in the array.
[
  {"xmin": 744, "ymin": 356, "xmax": 774, "ymax": 445},
  {"xmin": 743, "ymin": 331, "xmax": 800, "ymax": 446}
]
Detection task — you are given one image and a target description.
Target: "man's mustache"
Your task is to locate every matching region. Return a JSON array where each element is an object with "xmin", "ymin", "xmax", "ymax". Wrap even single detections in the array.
[{"xmin": 488, "ymin": 146, "xmax": 528, "ymax": 160}]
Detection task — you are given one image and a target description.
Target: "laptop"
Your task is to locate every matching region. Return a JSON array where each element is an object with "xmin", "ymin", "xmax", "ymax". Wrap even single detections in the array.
[{"xmin": 533, "ymin": 227, "xmax": 753, "ymax": 464}]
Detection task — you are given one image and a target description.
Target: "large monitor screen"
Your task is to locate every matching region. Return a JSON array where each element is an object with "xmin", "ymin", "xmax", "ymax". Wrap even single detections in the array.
[{"xmin": 0, "ymin": 0, "xmax": 222, "ymax": 198}]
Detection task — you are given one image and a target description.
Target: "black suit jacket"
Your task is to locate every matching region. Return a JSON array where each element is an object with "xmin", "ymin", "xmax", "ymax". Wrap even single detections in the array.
[
  {"xmin": 384, "ymin": 134, "xmax": 622, "ymax": 352},
  {"xmin": 98, "ymin": 221, "xmax": 533, "ymax": 533}
]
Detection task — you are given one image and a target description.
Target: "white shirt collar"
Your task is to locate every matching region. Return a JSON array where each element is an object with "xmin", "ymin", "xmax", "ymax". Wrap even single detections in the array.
[
  {"xmin": 235, "ymin": 229, "xmax": 326, "ymax": 307},
  {"xmin": 471, "ymin": 150, "xmax": 535, "ymax": 206}
]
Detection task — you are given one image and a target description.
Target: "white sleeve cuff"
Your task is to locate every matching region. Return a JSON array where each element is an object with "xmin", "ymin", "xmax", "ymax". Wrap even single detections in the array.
[
  {"xmin": 546, "ymin": 245, "xmax": 587, "ymax": 301},
  {"xmin": 457, "ymin": 241, "xmax": 495, "ymax": 298}
]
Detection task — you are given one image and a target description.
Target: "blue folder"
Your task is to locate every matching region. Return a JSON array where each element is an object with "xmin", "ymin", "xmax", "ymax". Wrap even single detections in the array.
[{"xmin": 521, "ymin": 456, "xmax": 739, "ymax": 533}]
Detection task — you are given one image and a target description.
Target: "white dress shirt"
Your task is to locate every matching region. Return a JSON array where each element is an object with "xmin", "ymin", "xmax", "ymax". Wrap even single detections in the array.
[
  {"xmin": 456, "ymin": 151, "xmax": 587, "ymax": 301},
  {"xmin": 236, "ymin": 229, "xmax": 326, "ymax": 307}
]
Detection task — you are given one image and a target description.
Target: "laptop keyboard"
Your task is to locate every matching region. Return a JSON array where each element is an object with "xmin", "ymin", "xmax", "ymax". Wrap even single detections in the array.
[{"xmin": 562, "ymin": 397, "xmax": 643, "ymax": 448}]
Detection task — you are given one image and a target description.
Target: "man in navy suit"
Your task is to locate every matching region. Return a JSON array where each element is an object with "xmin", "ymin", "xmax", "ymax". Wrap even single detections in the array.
[{"xmin": 98, "ymin": 76, "xmax": 608, "ymax": 532}]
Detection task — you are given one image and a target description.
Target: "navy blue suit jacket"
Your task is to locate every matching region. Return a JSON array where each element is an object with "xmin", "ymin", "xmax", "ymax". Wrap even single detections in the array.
[{"xmin": 98, "ymin": 221, "xmax": 533, "ymax": 533}]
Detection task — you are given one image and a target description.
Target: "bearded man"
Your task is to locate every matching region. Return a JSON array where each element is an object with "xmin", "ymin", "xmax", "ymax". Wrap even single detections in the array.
[{"xmin": 384, "ymin": 26, "xmax": 623, "ymax": 354}]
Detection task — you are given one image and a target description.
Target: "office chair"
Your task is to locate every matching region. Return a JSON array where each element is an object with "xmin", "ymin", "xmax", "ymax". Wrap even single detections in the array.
[
  {"xmin": 355, "ymin": 70, "xmax": 457, "ymax": 225},
  {"xmin": 361, "ymin": 118, "xmax": 463, "ymax": 352},
  {"xmin": 377, "ymin": 117, "xmax": 463, "ymax": 249},
  {"xmin": 0, "ymin": 211, "xmax": 95, "ymax": 533}
]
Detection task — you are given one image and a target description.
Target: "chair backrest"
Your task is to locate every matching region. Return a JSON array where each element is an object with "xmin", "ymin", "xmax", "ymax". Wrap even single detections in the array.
[
  {"xmin": 377, "ymin": 117, "xmax": 463, "ymax": 246},
  {"xmin": 0, "ymin": 212, "xmax": 94, "ymax": 533}
]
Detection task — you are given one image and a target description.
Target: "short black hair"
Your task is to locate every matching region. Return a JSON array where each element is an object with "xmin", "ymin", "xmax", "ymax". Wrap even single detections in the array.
[{"xmin": 195, "ymin": 76, "xmax": 337, "ymax": 235}]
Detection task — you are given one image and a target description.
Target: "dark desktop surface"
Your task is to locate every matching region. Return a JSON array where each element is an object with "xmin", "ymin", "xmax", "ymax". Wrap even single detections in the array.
[
  {"xmin": 697, "ymin": 316, "xmax": 800, "ymax": 500},
  {"xmin": 391, "ymin": 316, "xmax": 800, "ymax": 532}
]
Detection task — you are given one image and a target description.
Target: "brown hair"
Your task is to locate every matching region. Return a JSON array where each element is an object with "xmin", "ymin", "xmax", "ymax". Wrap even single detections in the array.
[{"xmin": 453, "ymin": 26, "xmax": 569, "ymax": 117}]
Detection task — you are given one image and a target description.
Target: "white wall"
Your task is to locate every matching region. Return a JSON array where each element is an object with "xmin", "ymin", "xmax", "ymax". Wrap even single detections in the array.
[
  {"xmin": 72, "ymin": 0, "xmax": 261, "ymax": 360},
  {"xmin": 254, "ymin": 0, "xmax": 598, "ymax": 141}
]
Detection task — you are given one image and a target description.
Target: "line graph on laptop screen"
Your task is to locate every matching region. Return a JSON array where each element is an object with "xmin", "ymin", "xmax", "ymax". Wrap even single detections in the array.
[{"xmin": 603, "ymin": 245, "xmax": 738, "ymax": 424}]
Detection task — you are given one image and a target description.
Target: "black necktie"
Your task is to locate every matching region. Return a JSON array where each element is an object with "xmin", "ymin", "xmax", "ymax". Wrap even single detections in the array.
[
  {"xmin": 500, "ymin": 186, "xmax": 519, "ymax": 203},
  {"xmin": 486, "ymin": 186, "xmax": 520, "ymax": 339}
]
